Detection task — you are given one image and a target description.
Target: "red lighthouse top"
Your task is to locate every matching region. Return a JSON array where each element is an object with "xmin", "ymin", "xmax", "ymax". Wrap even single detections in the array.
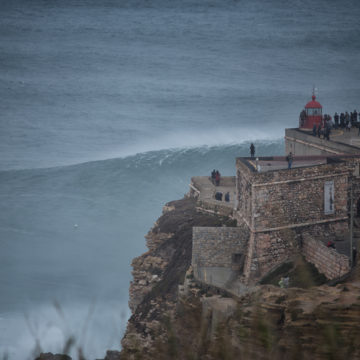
[
  {"xmin": 299, "ymin": 94, "xmax": 323, "ymax": 129},
  {"xmin": 305, "ymin": 95, "xmax": 322, "ymax": 110}
]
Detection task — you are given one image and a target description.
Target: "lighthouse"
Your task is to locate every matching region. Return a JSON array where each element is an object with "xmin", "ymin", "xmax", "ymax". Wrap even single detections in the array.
[{"xmin": 299, "ymin": 94, "xmax": 323, "ymax": 129}]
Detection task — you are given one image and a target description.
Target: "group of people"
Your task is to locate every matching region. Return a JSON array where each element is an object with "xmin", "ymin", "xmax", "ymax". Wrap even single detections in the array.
[
  {"xmin": 211, "ymin": 169, "xmax": 221, "ymax": 186},
  {"xmin": 312, "ymin": 121, "xmax": 332, "ymax": 140},
  {"xmin": 312, "ymin": 110, "xmax": 360, "ymax": 139},
  {"xmin": 215, "ymin": 191, "xmax": 230, "ymax": 202},
  {"xmin": 306, "ymin": 109, "xmax": 360, "ymax": 140},
  {"xmin": 333, "ymin": 110, "xmax": 359, "ymax": 129},
  {"xmin": 211, "ymin": 169, "xmax": 230, "ymax": 202}
]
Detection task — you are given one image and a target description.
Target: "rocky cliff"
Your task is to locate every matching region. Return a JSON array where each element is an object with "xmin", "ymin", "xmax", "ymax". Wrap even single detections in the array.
[{"xmin": 116, "ymin": 197, "xmax": 360, "ymax": 360}]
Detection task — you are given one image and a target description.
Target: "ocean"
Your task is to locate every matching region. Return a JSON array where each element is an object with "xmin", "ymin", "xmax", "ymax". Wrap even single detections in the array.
[{"xmin": 0, "ymin": 0, "xmax": 359, "ymax": 358}]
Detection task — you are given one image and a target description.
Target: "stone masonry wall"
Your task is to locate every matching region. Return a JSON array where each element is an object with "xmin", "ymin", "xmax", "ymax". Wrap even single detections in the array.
[
  {"xmin": 192, "ymin": 225, "xmax": 249, "ymax": 269},
  {"xmin": 236, "ymin": 159, "xmax": 350, "ymax": 230},
  {"xmin": 236, "ymin": 160, "xmax": 253, "ymax": 226},
  {"xmin": 302, "ymin": 235, "xmax": 350, "ymax": 280},
  {"xmin": 341, "ymin": 157, "xmax": 360, "ymax": 216},
  {"xmin": 301, "ymin": 221, "xmax": 349, "ymax": 243},
  {"xmin": 253, "ymin": 171, "xmax": 348, "ymax": 229},
  {"xmin": 244, "ymin": 220, "xmax": 349, "ymax": 282},
  {"xmin": 236, "ymin": 158, "xmax": 353, "ymax": 283},
  {"xmin": 252, "ymin": 229, "xmax": 300, "ymax": 278}
]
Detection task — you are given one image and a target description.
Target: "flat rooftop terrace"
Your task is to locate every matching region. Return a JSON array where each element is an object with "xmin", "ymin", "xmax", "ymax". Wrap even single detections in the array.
[
  {"xmin": 238, "ymin": 155, "xmax": 331, "ymax": 173},
  {"xmin": 247, "ymin": 157, "xmax": 327, "ymax": 172}
]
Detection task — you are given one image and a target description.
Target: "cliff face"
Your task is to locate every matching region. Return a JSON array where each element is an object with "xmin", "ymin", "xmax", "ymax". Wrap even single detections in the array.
[
  {"xmin": 120, "ymin": 197, "xmax": 235, "ymax": 358},
  {"xmin": 118, "ymin": 197, "xmax": 360, "ymax": 360}
]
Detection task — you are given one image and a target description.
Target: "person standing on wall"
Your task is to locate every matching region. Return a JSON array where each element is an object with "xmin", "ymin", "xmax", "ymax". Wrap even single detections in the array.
[
  {"xmin": 250, "ymin": 143, "xmax": 255, "ymax": 157},
  {"xmin": 286, "ymin": 152, "xmax": 293, "ymax": 169}
]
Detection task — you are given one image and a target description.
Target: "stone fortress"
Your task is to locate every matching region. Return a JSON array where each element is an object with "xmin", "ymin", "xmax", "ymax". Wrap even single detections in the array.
[{"xmin": 188, "ymin": 94, "xmax": 360, "ymax": 296}]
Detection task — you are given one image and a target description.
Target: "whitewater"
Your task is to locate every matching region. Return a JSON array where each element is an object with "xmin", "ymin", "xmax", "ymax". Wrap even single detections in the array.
[{"xmin": 1, "ymin": 0, "xmax": 360, "ymax": 358}]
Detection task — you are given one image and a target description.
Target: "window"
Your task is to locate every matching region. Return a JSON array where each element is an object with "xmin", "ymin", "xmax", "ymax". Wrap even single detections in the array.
[
  {"xmin": 232, "ymin": 253, "xmax": 245, "ymax": 272},
  {"xmin": 232, "ymin": 253, "xmax": 243, "ymax": 263},
  {"xmin": 324, "ymin": 180, "xmax": 335, "ymax": 215},
  {"xmin": 306, "ymin": 108, "xmax": 322, "ymax": 116}
]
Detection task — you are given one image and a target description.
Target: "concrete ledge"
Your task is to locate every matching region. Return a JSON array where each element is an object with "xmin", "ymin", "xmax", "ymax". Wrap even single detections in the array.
[{"xmin": 285, "ymin": 128, "xmax": 360, "ymax": 155}]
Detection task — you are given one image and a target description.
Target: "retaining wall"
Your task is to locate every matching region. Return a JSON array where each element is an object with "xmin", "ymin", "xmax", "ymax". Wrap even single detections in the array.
[
  {"xmin": 192, "ymin": 225, "xmax": 249, "ymax": 288},
  {"xmin": 302, "ymin": 235, "xmax": 350, "ymax": 280},
  {"xmin": 192, "ymin": 226, "xmax": 249, "ymax": 268}
]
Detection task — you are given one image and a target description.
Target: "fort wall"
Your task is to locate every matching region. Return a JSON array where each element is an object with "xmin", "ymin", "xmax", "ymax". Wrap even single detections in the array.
[
  {"xmin": 236, "ymin": 157, "xmax": 352, "ymax": 282},
  {"xmin": 252, "ymin": 164, "xmax": 348, "ymax": 230},
  {"xmin": 190, "ymin": 150, "xmax": 360, "ymax": 289},
  {"xmin": 236, "ymin": 158, "xmax": 350, "ymax": 229}
]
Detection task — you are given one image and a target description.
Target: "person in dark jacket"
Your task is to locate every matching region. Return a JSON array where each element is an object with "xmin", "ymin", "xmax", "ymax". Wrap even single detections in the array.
[
  {"xmin": 345, "ymin": 111, "xmax": 350, "ymax": 130},
  {"xmin": 325, "ymin": 125, "xmax": 330, "ymax": 140},
  {"xmin": 340, "ymin": 113, "xmax": 345, "ymax": 128},
  {"xmin": 312, "ymin": 123, "xmax": 317, "ymax": 136},
  {"xmin": 286, "ymin": 152, "xmax": 293, "ymax": 169},
  {"xmin": 334, "ymin": 112, "xmax": 339, "ymax": 128},
  {"xmin": 211, "ymin": 169, "xmax": 216, "ymax": 184},
  {"xmin": 250, "ymin": 143, "xmax": 255, "ymax": 157},
  {"xmin": 317, "ymin": 124, "xmax": 322, "ymax": 138},
  {"xmin": 354, "ymin": 110, "xmax": 358, "ymax": 126}
]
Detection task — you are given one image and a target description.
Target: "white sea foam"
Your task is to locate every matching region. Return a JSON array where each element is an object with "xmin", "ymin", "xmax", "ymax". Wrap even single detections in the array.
[{"xmin": 103, "ymin": 127, "xmax": 284, "ymax": 161}]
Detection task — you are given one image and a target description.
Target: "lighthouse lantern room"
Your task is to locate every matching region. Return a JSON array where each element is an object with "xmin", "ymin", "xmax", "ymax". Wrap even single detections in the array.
[{"xmin": 299, "ymin": 94, "xmax": 323, "ymax": 129}]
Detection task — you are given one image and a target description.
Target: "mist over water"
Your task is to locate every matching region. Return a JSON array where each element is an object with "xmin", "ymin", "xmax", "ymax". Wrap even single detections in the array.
[{"xmin": 1, "ymin": 0, "xmax": 360, "ymax": 358}]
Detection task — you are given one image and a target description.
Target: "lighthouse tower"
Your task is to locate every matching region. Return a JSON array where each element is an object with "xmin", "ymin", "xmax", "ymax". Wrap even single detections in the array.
[{"xmin": 299, "ymin": 93, "xmax": 323, "ymax": 129}]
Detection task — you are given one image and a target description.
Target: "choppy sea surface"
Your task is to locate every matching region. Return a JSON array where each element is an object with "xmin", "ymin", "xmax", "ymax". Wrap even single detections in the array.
[{"xmin": 1, "ymin": 0, "xmax": 360, "ymax": 358}]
